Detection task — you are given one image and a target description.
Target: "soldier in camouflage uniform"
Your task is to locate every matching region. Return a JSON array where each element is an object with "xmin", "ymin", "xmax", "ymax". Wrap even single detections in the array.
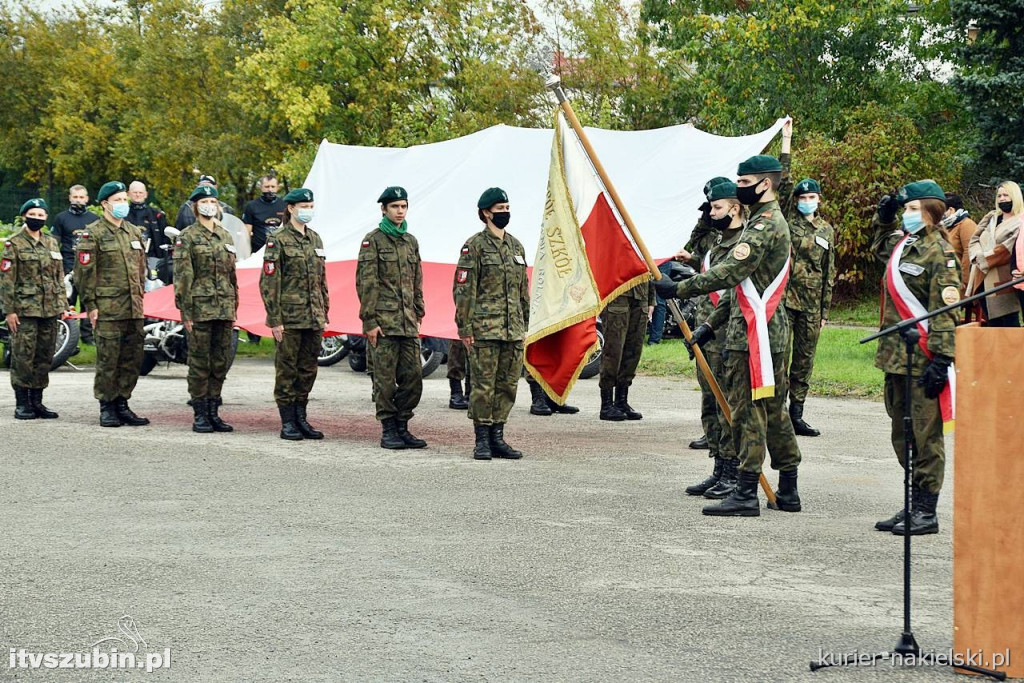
[
  {"xmin": 598, "ymin": 281, "xmax": 655, "ymax": 421},
  {"xmin": 657, "ymin": 155, "xmax": 804, "ymax": 517},
  {"xmin": 453, "ymin": 187, "xmax": 530, "ymax": 460},
  {"xmin": 778, "ymin": 123, "xmax": 836, "ymax": 436},
  {"xmin": 1, "ymin": 199, "xmax": 66, "ymax": 419},
  {"xmin": 260, "ymin": 188, "xmax": 330, "ymax": 441},
  {"xmin": 173, "ymin": 185, "xmax": 239, "ymax": 434},
  {"xmin": 681, "ymin": 182, "xmax": 744, "ymax": 499},
  {"xmin": 446, "ymin": 339, "xmax": 469, "ymax": 409},
  {"xmin": 870, "ymin": 181, "xmax": 959, "ymax": 536},
  {"xmin": 356, "ymin": 186, "xmax": 427, "ymax": 450},
  {"xmin": 74, "ymin": 181, "xmax": 150, "ymax": 428}
]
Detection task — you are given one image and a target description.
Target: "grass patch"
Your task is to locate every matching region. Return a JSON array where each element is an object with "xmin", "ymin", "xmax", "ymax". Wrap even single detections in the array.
[
  {"xmin": 63, "ymin": 330, "xmax": 275, "ymax": 367},
  {"xmin": 828, "ymin": 295, "xmax": 879, "ymax": 326},
  {"xmin": 639, "ymin": 328, "xmax": 883, "ymax": 399}
]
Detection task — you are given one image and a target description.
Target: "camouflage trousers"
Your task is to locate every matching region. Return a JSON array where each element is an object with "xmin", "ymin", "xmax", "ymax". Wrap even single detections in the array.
[
  {"xmin": 786, "ymin": 306, "xmax": 822, "ymax": 404},
  {"xmin": 370, "ymin": 336, "xmax": 423, "ymax": 422},
  {"xmin": 9, "ymin": 316, "xmax": 58, "ymax": 389},
  {"xmin": 883, "ymin": 373, "xmax": 945, "ymax": 494},
  {"xmin": 186, "ymin": 320, "xmax": 234, "ymax": 400},
  {"xmin": 726, "ymin": 349, "xmax": 802, "ymax": 474},
  {"xmin": 446, "ymin": 338, "xmax": 468, "ymax": 381},
  {"xmin": 468, "ymin": 339, "xmax": 523, "ymax": 425},
  {"xmin": 599, "ymin": 298, "xmax": 647, "ymax": 390},
  {"xmin": 695, "ymin": 349, "xmax": 734, "ymax": 461},
  {"xmin": 274, "ymin": 328, "xmax": 321, "ymax": 406},
  {"xmin": 94, "ymin": 318, "xmax": 144, "ymax": 402}
]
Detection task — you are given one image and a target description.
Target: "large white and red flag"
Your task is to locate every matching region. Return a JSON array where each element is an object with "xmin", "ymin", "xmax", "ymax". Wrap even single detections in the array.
[{"xmin": 524, "ymin": 112, "xmax": 651, "ymax": 402}]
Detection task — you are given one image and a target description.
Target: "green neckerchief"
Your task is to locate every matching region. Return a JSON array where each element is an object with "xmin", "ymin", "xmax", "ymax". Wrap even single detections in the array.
[{"xmin": 378, "ymin": 216, "xmax": 407, "ymax": 237}]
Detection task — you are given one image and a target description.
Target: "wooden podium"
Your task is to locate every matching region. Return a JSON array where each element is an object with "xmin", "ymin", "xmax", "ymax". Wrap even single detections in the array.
[{"xmin": 953, "ymin": 325, "xmax": 1024, "ymax": 678}]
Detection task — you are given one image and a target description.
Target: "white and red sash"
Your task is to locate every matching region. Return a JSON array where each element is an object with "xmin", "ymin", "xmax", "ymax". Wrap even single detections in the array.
[
  {"xmin": 885, "ymin": 235, "xmax": 956, "ymax": 434},
  {"xmin": 734, "ymin": 257, "xmax": 791, "ymax": 400},
  {"xmin": 701, "ymin": 251, "xmax": 727, "ymax": 306}
]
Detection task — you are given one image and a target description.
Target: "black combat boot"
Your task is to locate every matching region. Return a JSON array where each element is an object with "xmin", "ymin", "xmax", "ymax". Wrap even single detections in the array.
[
  {"xmin": 99, "ymin": 401, "xmax": 121, "ymax": 427},
  {"xmin": 599, "ymin": 387, "xmax": 625, "ymax": 421},
  {"xmin": 689, "ymin": 435, "xmax": 709, "ymax": 450},
  {"xmin": 703, "ymin": 458, "xmax": 738, "ymax": 499},
  {"xmin": 703, "ymin": 470, "xmax": 761, "ymax": 517},
  {"xmin": 295, "ymin": 402, "xmax": 324, "ymax": 439},
  {"xmin": 14, "ymin": 388, "xmax": 37, "ymax": 420},
  {"xmin": 685, "ymin": 457, "xmax": 723, "ymax": 496},
  {"xmin": 489, "ymin": 423, "xmax": 523, "ymax": 459},
  {"xmin": 115, "ymin": 397, "xmax": 150, "ymax": 426},
  {"xmin": 448, "ymin": 378, "xmax": 469, "ymax": 410},
  {"xmin": 473, "ymin": 424, "xmax": 492, "ymax": 460},
  {"xmin": 774, "ymin": 469, "xmax": 802, "ymax": 512},
  {"xmin": 615, "ymin": 384, "xmax": 642, "ymax": 420},
  {"xmin": 191, "ymin": 399, "xmax": 214, "ymax": 433},
  {"xmin": 892, "ymin": 488, "xmax": 939, "ymax": 536},
  {"xmin": 529, "ymin": 381, "xmax": 552, "ymax": 416},
  {"xmin": 380, "ymin": 417, "xmax": 407, "ymax": 449},
  {"xmin": 396, "ymin": 420, "xmax": 427, "ymax": 448},
  {"xmin": 278, "ymin": 404, "xmax": 303, "ymax": 441},
  {"xmin": 29, "ymin": 389, "xmax": 58, "ymax": 419},
  {"xmin": 789, "ymin": 401, "xmax": 820, "ymax": 437},
  {"xmin": 547, "ymin": 397, "xmax": 579, "ymax": 414},
  {"xmin": 207, "ymin": 397, "xmax": 234, "ymax": 432},
  {"xmin": 875, "ymin": 509, "xmax": 906, "ymax": 532}
]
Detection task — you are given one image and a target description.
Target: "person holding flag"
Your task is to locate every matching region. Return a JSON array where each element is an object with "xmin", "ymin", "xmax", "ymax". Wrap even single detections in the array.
[
  {"xmin": 454, "ymin": 188, "xmax": 530, "ymax": 461},
  {"xmin": 655, "ymin": 155, "xmax": 803, "ymax": 518},
  {"xmin": 869, "ymin": 181, "xmax": 960, "ymax": 536}
]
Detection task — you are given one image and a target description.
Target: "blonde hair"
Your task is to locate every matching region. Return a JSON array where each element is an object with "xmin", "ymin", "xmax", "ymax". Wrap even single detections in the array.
[{"xmin": 996, "ymin": 181, "xmax": 1024, "ymax": 215}]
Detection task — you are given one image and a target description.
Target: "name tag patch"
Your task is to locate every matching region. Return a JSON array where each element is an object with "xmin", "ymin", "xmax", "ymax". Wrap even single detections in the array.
[
  {"xmin": 50, "ymin": 251, "xmax": 62, "ymax": 260},
  {"xmin": 130, "ymin": 240, "xmax": 143, "ymax": 250},
  {"xmin": 899, "ymin": 263, "xmax": 924, "ymax": 277},
  {"xmin": 514, "ymin": 254, "xmax": 526, "ymax": 265},
  {"xmin": 315, "ymin": 248, "xmax": 326, "ymax": 257},
  {"xmin": 814, "ymin": 236, "xmax": 830, "ymax": 250},
  {"xmin": 225, "ymin": 244, "xmax": 237, "ymax": 253}
]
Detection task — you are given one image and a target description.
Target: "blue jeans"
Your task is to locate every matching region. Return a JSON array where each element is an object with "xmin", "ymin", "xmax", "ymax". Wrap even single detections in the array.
[{"xmin": 647, "ymin": 262, "xmax": 674, "ymax": 343}]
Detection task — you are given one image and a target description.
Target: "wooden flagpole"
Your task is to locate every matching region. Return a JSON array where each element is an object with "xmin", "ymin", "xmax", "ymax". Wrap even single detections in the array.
[{"xmin": 546, "ymin": 76, "xmax": 777, "ymax": 508}]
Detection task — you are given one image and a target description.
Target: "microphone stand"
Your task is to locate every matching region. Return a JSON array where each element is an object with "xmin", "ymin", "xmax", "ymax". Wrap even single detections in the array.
[{"xmin": 810, "ymin": 273, "xmax": 1024, "ymax": 680}]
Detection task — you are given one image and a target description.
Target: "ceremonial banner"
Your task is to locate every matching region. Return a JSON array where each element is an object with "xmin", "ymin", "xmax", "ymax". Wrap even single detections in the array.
[{"xmin": 524, "ymin": 112, "xmax": 650, "ymax": 401}]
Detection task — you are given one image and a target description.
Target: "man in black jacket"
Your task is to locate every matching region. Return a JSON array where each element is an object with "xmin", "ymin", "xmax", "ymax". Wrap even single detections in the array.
[{"xmin": 49, "ymin": 184, "xmax": 98, "ymax": 343}]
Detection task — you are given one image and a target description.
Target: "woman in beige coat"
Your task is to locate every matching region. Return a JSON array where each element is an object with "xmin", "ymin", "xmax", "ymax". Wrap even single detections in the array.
[{"xmin": 967, "ymin": 181, "xmax": 1024, "ymax": 326}]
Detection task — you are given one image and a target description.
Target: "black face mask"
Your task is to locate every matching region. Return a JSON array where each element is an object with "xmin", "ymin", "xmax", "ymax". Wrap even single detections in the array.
[
  {"xmin": 490, "ymin": 211, "xmax": 511, "ymax": 229},
  {"xmin": 736, "ymin": 181, "xmax": 767, "ymax": 206},
  {"xmin": 708, "ymin": 214, "xmax": 733, "ymax": 230},
  {"xmin": 24, "ymin": 217, "xmax": 46, "ymax": 231},
  {"xmin": 998, "ymin": 200, "xmax": 1014, "ymax": 214},
  {"xmin": 69, "ymin": 203, "xmax": 87, "ymax": 215},
  {"xmin": 261, "ymin": 192, "xmax": 278, "ymax": 203}
]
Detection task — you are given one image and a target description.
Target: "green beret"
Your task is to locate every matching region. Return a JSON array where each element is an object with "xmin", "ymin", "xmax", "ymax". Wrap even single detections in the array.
[
  {"xmin": 897, "ymin": 180, "xmax": 946, "ymax": 205},
  {"xmin": 477, "ymin": 187, "xmax": 509, "ymax": 210},
  {"xmin": 737, "ymin": 155, "xmax": 783, "ymax": 176},
  {"xmin": 377, "ymin": 186, "xmax": 408, "ymax": 204},
  {"xmin": 283, "ymin": 188, "xmax": 314, "ymax": 204},
  {"xmin": 189, "ymin": 185, "xmax": 219, "ymax": 202},
  {"xmin": 19, "ymin": 198, "xmax": 48, "ymax": 215},
  {"xmin": 707, "ymin": 181, "xmax": 738, "ymax": 202},
  {"xmin": 794, "ymin": 178, "xmax": 821, "ymax": 196},
  {"xmin": 703, "ymin": 177, "xmax": 731, "ymax": 199},
  {"xmin": 96, "ymin": 181, "xmax": 127, "ymax": 203}
]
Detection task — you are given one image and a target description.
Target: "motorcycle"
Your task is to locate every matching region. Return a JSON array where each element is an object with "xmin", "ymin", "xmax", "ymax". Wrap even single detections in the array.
[
  {"xmin": 658, "ymin": 261, "xmax": 699, "ymax": 339},
  {"xmin": 320, "ymin": 333, "xmax": 446, "ymax": 378},
  {"xmin": 139, "ymin": 226, "xmax": 239, "ymax": 376},
  {"xmin": 1, "ymin": 273, "xmax": 81, "ymax": 371}
]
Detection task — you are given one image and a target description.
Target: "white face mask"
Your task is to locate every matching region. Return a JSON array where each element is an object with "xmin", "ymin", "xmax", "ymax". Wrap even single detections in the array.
[{"xmin": 197, "ymin": 203, "xmax": 219, "ymax": 218}]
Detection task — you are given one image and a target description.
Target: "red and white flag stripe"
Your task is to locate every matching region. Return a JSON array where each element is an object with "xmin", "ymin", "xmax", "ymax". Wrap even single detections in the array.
[
  {"xmin": 702, "ymin": 250, "xmax": 726, "ymax": 307},
  {"xmin": 734, "ymin": 258, "xmax": 790, "ymax": 400}
]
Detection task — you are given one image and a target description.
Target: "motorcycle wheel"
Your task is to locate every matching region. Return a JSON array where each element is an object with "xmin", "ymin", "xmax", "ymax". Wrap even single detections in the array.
[
  {"xmin": 318, "ymin": 334, "xmax": 349, "ymax": 367},
  {"xmin": 50, "ymin": 317, "xmax": 81, "ymax": 370},
  {"xmin": 420, "ymin": 343, "xmax": 443, "ymax": 378},
  {"xmin": 225, "ymin": 328, "xmax": 240, "ymax": 371},
  {"xmin": 579, "ymin": 326, "xmax": 605, "ymax": 380},
  {"xmin": 348, "ymin": 351, "xmax": 367, "ymax": 373},
  {"xmin": 140, "ymin": 352, "xmax": 159, "ymax": 376}
]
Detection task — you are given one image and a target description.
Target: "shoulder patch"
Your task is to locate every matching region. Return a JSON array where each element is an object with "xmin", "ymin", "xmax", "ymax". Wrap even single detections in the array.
[
  {"xmin": 78, "ymin": 252, "xmax": 91, "ymax": 266},
  {"xmin": 461, "ymin": 245, "xmax": 470, "ymax": 255},
  {"xmin": 361, "ymin": 240, "xmax": 370, "ymax": 248},
  {"xmin": 456, "ymin": 268, "xmax": 469, "ymax": 284},
  {"xmin": 751, "ymin": 222, "xmax": 765, "ymax": 231},
  {"xmin": 732, "ymin": 243, "xmax": 751, "ymax": 261},
  {"xmin": 941, "ymin": 286, "xmax": 961, "ymax": 305},
  {"xmin": 0, "ymin": 258, "xmax": 11, "ymax": 273},
  {"xmin": 946, "ymin": 259, "xmax": 955, "ymax": 268},
  {"xmin": 266, "ymin": 240, "xmax": 275, "ymax": 249},
  {"xmin": 263, "ymin": 261, "xmax": 276, "ymax": 276}
]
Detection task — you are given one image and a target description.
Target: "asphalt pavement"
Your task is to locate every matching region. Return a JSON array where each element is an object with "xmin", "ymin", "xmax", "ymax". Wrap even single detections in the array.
[{"xmin": 1, "ymin": 359, "xmax": 969, "ymax": 682}]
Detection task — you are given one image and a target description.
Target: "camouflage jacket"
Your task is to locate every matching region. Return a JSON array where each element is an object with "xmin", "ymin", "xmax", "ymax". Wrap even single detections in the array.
[
  {"xmin": 355, "ymin": 229, "xmax": 424, "ymax": 336},
  {"xmin": 606, "ymin": 280, "xmax": 655, "ymax": 310},
  {"xmin": 453, "ymin": 228, "xmax": 530, "ymax": 341},
  {"xmin": 73, "ymin": 216, "xmax": 147, "ymax": 320},
  {"xmin": 677, "ymin": 200, "xmax": 792, "ymax": 353},
  {"xmin": 172, "ymin": 220, "xmax": 239, "ymax": 322},
  {"xmin": 779, "ymin": 153, "xmax": 836, "ymax": 317},
  {"xmin": 260, "ymin": 223, "xmax": 329, "ymax": 329},
  {"xmin": 694, "ymin": 226, "xmax": 743, "ymax": 354},
  {"xmin": 871, "ymin": 215, "xmax": 960, "ymax": 376},
  {"xmin": 0, "ymin": 229, "xmax": 66, "ymax": 318},
  {"xmin": 683, "ymin": 216, "xmax": 718, "ymax": 270}
]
